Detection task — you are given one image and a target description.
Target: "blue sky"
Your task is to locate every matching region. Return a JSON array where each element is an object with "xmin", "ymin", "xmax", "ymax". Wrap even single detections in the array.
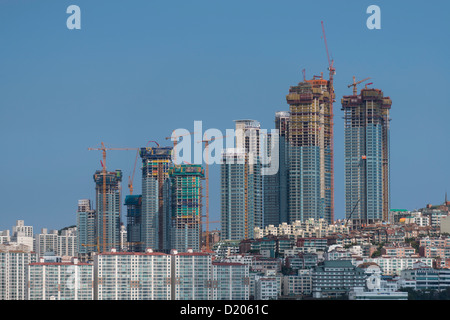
[{"xmin": 0, "ymin": 0, "xmax": 449, "ymax": 232}]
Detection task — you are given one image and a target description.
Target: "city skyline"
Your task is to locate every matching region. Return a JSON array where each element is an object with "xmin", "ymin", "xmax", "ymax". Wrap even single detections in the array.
[{"xmin": 0, "ymin": 0, "xmax": 449, "ymax": 232}]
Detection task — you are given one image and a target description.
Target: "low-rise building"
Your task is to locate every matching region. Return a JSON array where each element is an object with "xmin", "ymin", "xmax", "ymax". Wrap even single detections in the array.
[{"xmin": 312, "ymin": 260, "xmax": 366, "ymax": 299}]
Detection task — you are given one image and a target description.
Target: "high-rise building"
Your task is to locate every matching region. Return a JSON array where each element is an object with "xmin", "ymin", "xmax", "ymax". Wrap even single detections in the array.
[
  {"xmin": 11, "ymin": 220, "xmax": 34, "ymax": 252},
  {"xmin": 171, "ymin": 249, "xmax": 212, "ymax": 300},
  {"xmin": 285, "ymin": 77, "xmax": 334, "ymax": 224},
  {"xmin": 211, "ymin": 262, "xmax": 250, "ymax": 300},
  {"xmin": 221, "ymin": 120, "xmax": 263, "ymax": 241},
  {"xmin": 125, "ymin": 194, "xmax": 142, "ymax": 252},
  {"xmin": 140, "ymin": 146, "xmax": 172, "ymax": 252},
  {"xmin": 77, "ymin": 199, "xmax": 96, "ymax": 258},
  {"xmin": 94, "ymin": 248, "xmax": 172, "ymax": 300},
  {"xmin": 168, "ymin": 164, "xmax": 204, "ymax": 252},
  {"xmin": 0, "ymin": 249, "xmax": 37, "ymax": 300},
  {"xmin": 93, "ymin": 169, "xmax": 122, "ymax": 253},
  {"xmin": 263, "ymin": 112, "xmax": 290, "ymax": 226},
  {"xmin": 341, "ymin": 87, "xmax": 391, "ymax": 227}
]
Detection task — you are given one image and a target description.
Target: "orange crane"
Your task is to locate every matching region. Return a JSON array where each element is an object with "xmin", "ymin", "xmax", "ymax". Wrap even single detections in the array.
[
  {"xmin": 88, "ymin": 142, "xmax": 139, "ymax": 252},
  {"xmin": 348, "ymin": 76, "xmax": 371, "ymax": 96},
  {"xmin": 128, "ymin": 150, "xmax": 139, "ymax": 195},
  {"xmin": 197, "ymin": 135, "xmax": 227, "ymax": 251},
  {"xmin": 127, "ymin": 141, "xmax": 160, "ymax": 195},
  {"xmin": 321, "ymin": 20, "xmax": 336, "ymax": 222},
  {"xmin": 165, "ymin": 131, "xmax": 197, "ymax": 164},
  {"xmin": 182, "ymin": 220, "xmax": 220, "ymax": 251}
]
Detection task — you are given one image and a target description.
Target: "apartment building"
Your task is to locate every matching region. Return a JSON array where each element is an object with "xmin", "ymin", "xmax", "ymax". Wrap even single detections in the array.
[{"xmin": 28, "ymin": 257, "xmax": 94, "ymax": 300}]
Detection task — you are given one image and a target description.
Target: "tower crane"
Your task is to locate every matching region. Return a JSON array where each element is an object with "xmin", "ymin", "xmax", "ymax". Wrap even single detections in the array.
[
  {"xmin": 348, "ymin": 76, "xmax": 371, "ymax": 96},
  {"xmin": 128, "ymin": 150, "xmax": 139, "ymax": 195},
  {"xmin": 165, "ymin": 131, "xmax": 197, "ymax": 165},
  {"xmin": 127, "ymin": 141, "xmax": 160, "ymax": 195},
  {"xmin": 197, "ymin": 135, "xmax": 228, "ymax": 251},
  {"xmin": 321, "ymin": 20, "xmax": 336, "ymax": 222},
  {"xmin": 88, "ymin": 142, "xmax": 139, "ymax": 252}
]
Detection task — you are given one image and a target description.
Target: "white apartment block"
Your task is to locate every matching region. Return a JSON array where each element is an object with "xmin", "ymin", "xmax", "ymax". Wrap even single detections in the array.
[
  {"xmin": 12, "ymin": 220, "xmax": 33, "ymax": 237},
  {"xmin": 254, "ymin": 219, "xmax": 349, "ymax": 239},
  {"xmin": 0, "ymin": 249, "xmax": 36, "ymax": 300},
  {"xmin": 35, "ymin": 228, "xmax": 77, "ymax": 258},
  {"xmin": 171, "ymin": 249, "xmax": 212, "ymax": 300},
  {"xmin": 95, "ymin": 248, "xmax": 172, "ymax": 300},
  {"xmin": 211, "ymin": 262, "xmax": 250, "ymax": 300},
  {"xmin": 28, "ymin": 258, "xmax": 94, "ymax": 300},
  {"xmin": 358, "ymin": 257, "xmax": 433, "ymax": 276}
]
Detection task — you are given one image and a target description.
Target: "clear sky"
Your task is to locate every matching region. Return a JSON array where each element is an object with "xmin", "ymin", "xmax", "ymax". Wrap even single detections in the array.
[{"xmin": 0, "ymin": 0, "xmax": 449, "ymax": 232}]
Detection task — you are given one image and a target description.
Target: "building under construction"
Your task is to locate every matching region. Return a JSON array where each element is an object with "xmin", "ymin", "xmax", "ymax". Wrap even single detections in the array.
[
  {"xmin": 341, "ymin": 86, "xmax": 392, "ymax": 228},
  {"xmin": 285, "ymin": 75, "xmax": 334, "ymax": 224},
  {"xmin": 140, "ymin": 146, "xmax": 172, "ymax": 252},
  {"xmin": 169, "ymin": 164, "xmax": 204, "ymax": 252},
  {"xmin": 93, "ymin": 169, "xmax": 122, "ymax": 253},
  {"xmin": 124, "ymin": 194, "xmax": 142, "ymax": 252}
]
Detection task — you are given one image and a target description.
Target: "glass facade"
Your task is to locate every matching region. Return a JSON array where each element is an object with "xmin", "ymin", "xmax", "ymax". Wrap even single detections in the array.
[{"xmin": 342, "ymin": 88, "xmax": 391, "ymax": 226}]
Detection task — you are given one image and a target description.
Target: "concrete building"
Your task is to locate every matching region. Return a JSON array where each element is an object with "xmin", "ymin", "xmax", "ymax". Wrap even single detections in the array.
[
  {"xmin": 282, "ymin": 269, "xmax": 312, "ymax": 297},
  {"xmin": 400, "ymin": 261, "xmax": 450, "ymax": 291},
  {"xmin": 255, "ymin": 277, "xmax": 279, "ymax": 300},
  {"xmin": 312, "ymin": 260, "xmax": 366, "ymax": 299}
]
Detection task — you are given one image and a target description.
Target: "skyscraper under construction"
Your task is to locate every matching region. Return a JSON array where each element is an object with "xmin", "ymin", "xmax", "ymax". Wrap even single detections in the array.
[
  {"xmin": 341, "ymin": 86, "xmax": 391, "ymax": 227},
  {"xmin": 285, "ymin": 75, "xmax": 334, "ymax": 224},
  {"xmin": 140, "ymin": 146, "xmax": 172, "ymax": 251},
  {"xmin": 93, "ymin": 169, "xmax": 122, "ymax": 253},
  {"xmin": 169, "ymin": 164, "xmax": 204, "ymax": 252}
]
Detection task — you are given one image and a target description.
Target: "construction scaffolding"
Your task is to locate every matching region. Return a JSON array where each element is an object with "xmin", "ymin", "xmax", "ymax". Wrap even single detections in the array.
[
  {"xmin": 285, "ymin": 74, "xmax": 334, "ymax": 224},
  {"xmin": 169, "ymin": 164, "xmax": 205, "ymax": 252}
]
